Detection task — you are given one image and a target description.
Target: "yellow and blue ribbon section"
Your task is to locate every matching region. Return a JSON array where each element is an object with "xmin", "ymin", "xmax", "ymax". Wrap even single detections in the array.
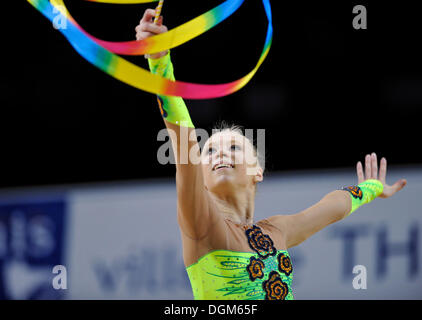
[
  {"xmin": 341, "ymin": 179, "xmax": 384, "ymax": 215},
  {"xmin": 49, "ymin": 0, "xmax": 245, "ymax": 56},
  {"xmin": 148, "ymin": 51, "xmax": 194, "ymax": 128},
  {"xmin": 26, "ymin": 0, "xmax": 273, "ymax": 99}
]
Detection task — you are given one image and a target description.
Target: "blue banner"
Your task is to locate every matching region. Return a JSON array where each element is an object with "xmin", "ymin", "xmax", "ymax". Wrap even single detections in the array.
[{"xmin": 0, "ymin": 200, "xmax": 66, "ymax": 299}]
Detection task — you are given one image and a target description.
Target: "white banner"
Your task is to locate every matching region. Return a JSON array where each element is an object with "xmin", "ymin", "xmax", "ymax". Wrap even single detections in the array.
[{"xmin": 1, "ymin": 166, "xmax": 421, "ymax": 299}]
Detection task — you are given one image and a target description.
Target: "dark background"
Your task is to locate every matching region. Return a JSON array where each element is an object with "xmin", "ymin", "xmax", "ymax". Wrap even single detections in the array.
[{"xmin": 1, "ymin": 0, "xmax": 421, "ymax": 188}]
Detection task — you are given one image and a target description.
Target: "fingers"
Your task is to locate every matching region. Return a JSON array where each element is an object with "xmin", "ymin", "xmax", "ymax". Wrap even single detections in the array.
[
  {"xmin": 135, "ymin": 22, "xmax": 166, "ymax": 35},
  {"xmin": 371, "ymin": 153, "xmax": 378, "ymax": 179},
  {"xmin": 136, "ymin": 10, "xmax": 168, "ymax": 58},
  {"xmin": 357, "ymin": 161, "xmax": 364, "ymax": 184},
  {"xmin": 145, "ymin": 22, "xmax": 167, "ymax": 34},
  {"xmin": 363, "ymin": 152, "xmax": 383, "ymax": 180},
  {"xmin": 140, "ymin": 9, "xmax": 163, "ymax": 25},
  {"xmin": 379, "ymin": 157, "xmax": 387, "ymax": 183},
  {"xmin": 140, "ymin": 9, "xmax": 157, "ymax": 24},
  {"xmin": 135, "ymin": 14, "xmax": 167, "ymax": 41},
  {"xmin": 365, "ymin": 154, "xmax": 371, "ymax": 179},
  {"xmin": 359, "ymin": 154, "xmax": 406, "ymax": 197},
  {"xmin": 391, "ymin": 179, "xmax": 407, "ymax": 194}
]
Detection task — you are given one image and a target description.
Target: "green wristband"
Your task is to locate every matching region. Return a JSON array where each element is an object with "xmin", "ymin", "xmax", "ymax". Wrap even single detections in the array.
[
  {"xmin": 148, "ymin": 51, "xmax": 194, "ymax": 128},
  {"xmin": 341, "ymin": 179, "xmax": 384, "ymax": 215}
]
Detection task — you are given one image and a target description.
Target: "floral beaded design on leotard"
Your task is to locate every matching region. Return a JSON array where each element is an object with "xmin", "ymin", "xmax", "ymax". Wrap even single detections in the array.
[
  {"xmin": 263, "ymin": 271, "xmax": 290, "ymax": 300},
  {"xmin": 277, "ymin": 252, "xmax": 293, "ymax": 276},
  {"xmin": 186, "ymin": 223, "xmax": 294, "ymax": 300},
  {"xmin": 244, "ymin": 224, "xmax": 293, "ymax": 300},
  {"xmin": 246, "ymin": 256, "xmax": 265, "ymax": 281},
  {"xmin": 245, "ymin": 225, "xmax": 277, "ymax": 258}
]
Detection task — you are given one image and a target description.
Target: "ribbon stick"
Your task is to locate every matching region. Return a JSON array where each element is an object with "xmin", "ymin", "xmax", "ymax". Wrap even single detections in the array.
[
  {"xmin": 144, "ymin": 0, "xmax": 165, "ymax": 59},
  {"xmin": 27, "ymin": 0, "xmax": 273, "ymax": 99},
  {"xmin": 153, "ymin": 0, "xmax": 164, "ymax": 23}
]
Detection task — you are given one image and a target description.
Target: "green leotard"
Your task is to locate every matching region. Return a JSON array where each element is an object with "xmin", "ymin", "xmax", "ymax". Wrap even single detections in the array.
[{"xmin": 186, "ymin": 248, "xmax": 294, "ymax": 300}]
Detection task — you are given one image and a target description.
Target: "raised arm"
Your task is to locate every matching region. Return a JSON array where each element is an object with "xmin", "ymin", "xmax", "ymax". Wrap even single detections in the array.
[
  {"xmin": 269, "ymin": 153, "xmax": 407, "ymax": 248},
  {"xmin": 136, "ymin": 9, "xmax": 219, "ymax": 239}
]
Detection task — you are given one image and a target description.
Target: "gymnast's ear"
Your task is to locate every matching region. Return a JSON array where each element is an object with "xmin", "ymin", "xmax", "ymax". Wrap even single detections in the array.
[{"xmin": 254, "ymin": 167, "xmax": 264, "ymax": 183}]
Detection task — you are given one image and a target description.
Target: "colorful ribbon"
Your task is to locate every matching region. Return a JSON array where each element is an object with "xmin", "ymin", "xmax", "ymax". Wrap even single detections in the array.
[{"xmin": 27, "ymin": 0, "xmax": 273, "ymax": 99}]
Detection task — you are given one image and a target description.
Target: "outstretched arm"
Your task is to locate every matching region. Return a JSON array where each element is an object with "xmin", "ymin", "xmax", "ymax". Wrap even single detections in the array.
[
  {"xmin": 270, "ymin": 153, "xmax": 407, "ymax": 248},
  {"xmin": 136, "ymin": 9, "xmax": 220, "ymax": 239}
]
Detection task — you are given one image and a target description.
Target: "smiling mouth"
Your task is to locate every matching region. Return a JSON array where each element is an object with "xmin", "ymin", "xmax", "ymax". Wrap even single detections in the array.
[{"xmin": 212, "ymin": 163, "xmax": 234, "ymax": 171}]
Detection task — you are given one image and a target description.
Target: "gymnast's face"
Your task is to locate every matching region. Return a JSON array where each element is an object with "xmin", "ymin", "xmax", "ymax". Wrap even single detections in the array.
[{"xmin": 201, "ymin": 131, "xmax": 263, "ymax": 195}]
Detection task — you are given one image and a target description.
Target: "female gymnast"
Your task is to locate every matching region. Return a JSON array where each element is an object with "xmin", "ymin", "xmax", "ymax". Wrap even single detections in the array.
[{"xmin": 135, "ymin": 9, "xmax": 407, "ymax": 300}]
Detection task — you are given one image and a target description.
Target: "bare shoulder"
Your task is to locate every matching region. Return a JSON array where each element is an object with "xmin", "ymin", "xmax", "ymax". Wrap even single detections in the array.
[
  {"xmin": 256, "ymin": 215, "xmax": 290, "ymax": 249},
  {"xmin": 263, "ymin": 214, "xmax": 290, "ymax": 233}
]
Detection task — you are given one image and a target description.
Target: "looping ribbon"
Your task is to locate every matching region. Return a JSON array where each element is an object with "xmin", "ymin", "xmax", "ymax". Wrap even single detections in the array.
[{"xmin": 27, "ymin": 0, "xmax": 273, "ymax": 99}]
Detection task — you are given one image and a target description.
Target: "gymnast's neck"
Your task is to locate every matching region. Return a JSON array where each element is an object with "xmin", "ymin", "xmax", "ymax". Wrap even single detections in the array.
[{"xmin": 207, "ymin": 186, "xmax": 255, "ymax": 225}]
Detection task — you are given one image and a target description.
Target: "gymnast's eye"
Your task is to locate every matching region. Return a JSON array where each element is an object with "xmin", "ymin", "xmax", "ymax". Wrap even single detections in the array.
[
  {"xmin": 231, "ymin": 144, "xmax": 241, "ymax": 151},
  {"xmin": 207, "ymin": 147, "xmax": 216, "ymax": 155}
]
